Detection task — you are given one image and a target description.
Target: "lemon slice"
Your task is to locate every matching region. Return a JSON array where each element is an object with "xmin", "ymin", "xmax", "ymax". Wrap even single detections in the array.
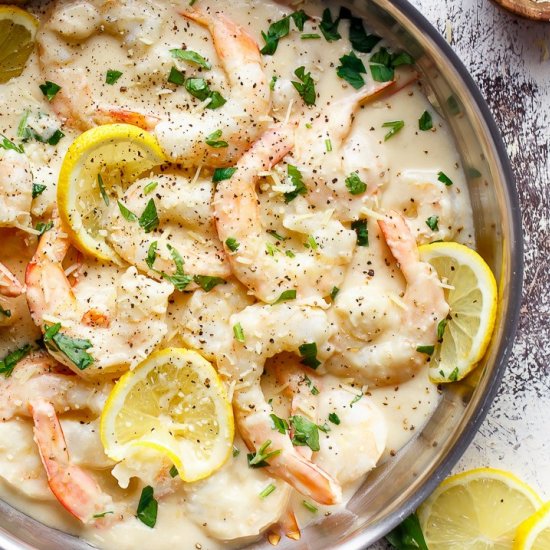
[
  {"xmin": 57, "ymin": 124, "xmax": 165, "ymax": 263},
  {"xmin": 514, "ymin": 501, "xmax": 550, "ymax": 550},
  {"xmin": 100, "ymin": 348, "xmax": 234, "ymax": 482},
  {"xmin": 0, "ymin": 6, "xmax": 38, "ymax": 83},
  {"xmin": 418, "ymin": 242, "xmax": 497, "ymax": 383},
  {"xmin": 418, "ymin": 468, "xmax": 543, "ymax": 549}
]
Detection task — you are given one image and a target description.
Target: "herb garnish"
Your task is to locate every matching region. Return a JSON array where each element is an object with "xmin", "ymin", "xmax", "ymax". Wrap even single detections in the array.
[
  {"xmin": 117, "ymin": 201, "xmax": 138, "ymax": 222},
  {"xmin": 146, "ymin": 241, "xmax": 157, "ymax": 269},
  {"xmin": 448, "ymin": 367, "xmax": 460, "ymax": 382},
  {"xmin": 193, "ymin": 275, "xmax": 225, "ymax": 292},
  {"xmin": 232, "ymin": 446, "xmax": 240, "ymax": 458},
  {"xmin": 298, "ymin": 342, "xmax": 321, "ymax": 370},
  {"xmin": 437, "ymin": 318, "xmax": 447, "ymax": 342},
  {"xmin": 319, "ymin": 8, "xmax": 341, "ymax": 42},
  {"xmin": 259, "ymin": 483, "xmax": 276, "ymax": 498},
  {"xmin": 301, "ymin": 33, "xmax": 320, "ymax": 40},
  {"xmin": 170, "ymin": 48, "xmax": 211, "ymax": 69},
  {"xmin": 35, "ymin": 220, "xmax": 53, "ymax": 235},
  {"xmin": 143, "ymin": 181, "xmax": 158, "ymax": 195},
  {"xmin": 382, "ymin": 120, "xmax": 405, "ymax": 141},
  {"xmin": 270, "ymin": 413, "xmax": 289, "ymax": 434},
  {"xmin": 343, "ymin": 10, "xmax": 381, "ymax": 53},
  {"xmin": 302, "ymin": 500, "xmax": 318, "ymax": 513},
  {"xmin": 385, "ymin": 512, "xmax": 428, "ymax": 550},
  {"xmin": 419, "ymin": 111, "xmax": 433, "ymax": 131},
  {"xmin": 105, "ymin": 70, "xmax": 123, "ymax": 85},
  {"xmin": 247, "ymin": 440, "xmax": 281, "ymax": 468},
  {"xmin": 284, "ymin": 164, "xmax": 307, "ymax": 203},
  {"xmin": 225, "ymin": 237, "xmax": 240, "ymax": 252},
  {"xmin": 345, "ymin": 172, "xmax": 367, "ymax": 194},
  {"xmin": 138, "ymin": 199, "xmax": 159, "ymax": 233},
  {"xmin": 39, "ymin": 81, "xmax": 61, "ymax": 101},
  {"xmin": 43, "ymin": 323, "xmax": 94, "ymax": 370},
  {"xmin": 437, "ymin": 171, "xmax": 453, "ymax": 186},
  {"xmin": 0, "ymin": 135, "xmax": 24, "ymax": 153},
  {"xmin": 292, "ymin": 66, "xmax": 316, "ymax": 106},
  {"xmin": 162, "ymin": 245, "xmax": 192, "ymax": 291},
  {"xmin": 272, "ymin": 289, "xmax": 297, "ymax": 305},
  {"xmin": 168, "ymin": 66, "xmax": 185, "ymax": 86},
  {"xmin": 0, "ymin": 305, "xmax": 11, "ymax": 318},
  {"xmin": 213, "ymin": 167, "xmax": 237, "ymax": 183},
  {"xmin": 269, "ymin": 75, "xmax": 278, "ymax": 90},
  {"xmin": 416, "ymin": 345, "xmax": 435, "ymax": 356},
  {"xmin": 369, "ymin": 48, "xmax": 414, "ymax": 82},
  {"xmin": 267, "ymin": 229, "xmax": 287, "ymax": 241},
  {"xmin": 97, "ymin": 174, "xmax": 109, "ymax": 205},
  {"xmin": 328, "ymin": 412, "xmax": 341, "ymax": 425},
  {"xmin": 336, "ymin": 51, "xmax": 367, "ymax": 89},
  {"xmin": 351, "ymin": 219, "xmax": 369, "ymax": 246},
  {"xmin": 233, "ymin": 322, "xmax": 245, "ymax": 343},
  {"xmin": 290, "ymin": 415, "xmax": 320, "ymax": 452},
  {"xmin": 185, "ymin": 78, "xmax": 226, "ymax": 109},
  {"xmin": 425, "ymin": 215, "xmax": 439, "ymax": 231},
  {"xmin": 136, "ymin": 486, "xmax": 158, "ymax": 528},
  {"xmin": 0, "ymin": 344, "xmax": 31, "ymax": 377},
  {"xmin": 205, "ymin": 129, "xmax": 228, "ymax": 148},
  {"xmin": 169, "ymin": 465, "xmax": 178, "ymax": 478},
  {"xmin": 330, "ymin": 286, "xmax": 340, "ymax": 300},
  {"xmin": 260, "ymin": 11, "xmax": 309, "ymax": 55},
  {"xmin": 93, "ymin": 511, "xmax": 114, "ymax": 519},
  {"xmin": 350, "ymin": 393, "xmax": 363, "ymax": 407},
  {"xmin": 32, "ymin": 183, "xmax": 47, "ymax": 199},
  {"xmin": 304, "ymin": 375, "xmax": 319, "ymax": 395}
]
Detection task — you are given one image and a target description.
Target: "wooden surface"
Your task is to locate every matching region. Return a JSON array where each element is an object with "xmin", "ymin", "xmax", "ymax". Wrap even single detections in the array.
[{"xmin": 371, "ymin": 0, "xmax": 550, "ymax": 546}]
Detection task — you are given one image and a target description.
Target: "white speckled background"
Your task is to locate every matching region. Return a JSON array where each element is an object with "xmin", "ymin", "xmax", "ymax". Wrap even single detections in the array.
[{"xmin": 371, "ymin": 0, "xmax": 550, "ymax": 547}]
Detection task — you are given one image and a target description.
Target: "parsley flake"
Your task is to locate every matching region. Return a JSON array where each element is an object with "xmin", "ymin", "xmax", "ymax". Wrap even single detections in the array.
[
  {"xmin": 345, "ymin": 172, "xmax": 367, "ymax": 195},
  {"xmin": 146, "ymin": 241, "xmax": 157, "ymax": 269},
  {"xmin": 213, "ymin": 167, "xmax": 237, "ymax": 183},
  {"xmin": 448, "ymin": 367, "xmax": 460, "ymax": 382},
  {"xmin": 32, "ymin": 183, "xmax": 47, "ymax": 199},
  {"xmin": 259, "ymin": 483, "xmax": 276, "ymax": 498},
  {"xmin": 284, "ymin": 164, "xmax": 307, "ymax": 203},
  {"xmin": 247, "ymin": 440, "xmax": 281, "ymax": 468},
  {"xmin": 437, "ymin": 171, "xmax": 454, "ymax": 186},
  {"xmin": 0, "ymin": 344, "xmax": 31, "ymax": 377},
  {"xmin": 117, "ymin": 201, "xmax": 138, "ymax": 222},
  {"xmin": 144, "ymin": 181, "xmax": 158, "ymax": 195},
  {"xmin": 292, "ymin": 66, "xmax": 316, "ymax": 106},
  {"xmin": 162, "ymin": 245, "xmax": 192, "ymax": 291},
  {"xmin": 426, "ymin": 215, "xmax": 439, "ymax": 231},
  {"xmin": 39, "ymin": 81, "xmax": 61, "ymax": 101},
  {"xmin": 225, "ymin": 237, "xmax": 240, "ymax": 252},
  {"xmin": 185, "ymin": 78, "xmax": 226, "ymax": 109},
  {"xmin": 299, "ymin": 342, "xmax": 321, "ymax": 370},
  {"xmin": 419, "ymin": 111, "xmax": 433, "ymax": 131},
  {"xmin": 97, "ymin": 174, "xmax": 109, "ymax": 206},
  {"xmin": 382, "ymin": 120, "xmax": 405, "ymax": 141},
  {"xmin": 290, "ymin": 415, "xmax": 320, "ymax": 451},
  {"xmin": 105, "ymin": 70, "xmax": 123, "ymax": 85},
  {"xmin": 43, "ymin": 323, "xmax": 94, "ymax": 370},
  {"xmin": 193, "ymin": 275, "xmax": 225, "ymax": 292},
  {"xmin": 319, "ymin": 8, "xmax": 341, "ymax": 42},
  {"xmin": 205, "ymin": 129, "xmax": 228, "ymax": 148},
  {"xmin": 136, "ymin": 486, "xmax": 158, "ymax": 528},
  {"xmin": 169, "ymin": 465, "xmax": 178, "ymax": 478},
  {"xmin": 351, "ymin": 219, "xmax": 369, "ymax": 246},
  {"xmin": 437, "ymin": 318, "xmax": 447, "ymax": 341},
  {"xmin": 170, "ymin": 48, "xmax": 211, "ymax": 69},
  {"xmin": 233, "ymin": 322, "xmax": 245, "ymax": 343},
  {"xmin": 272, "ymin": 289, "xmax": 297, "ymax": 305},
  {"xmin": 168, "ymin": 66, "xmax": 185, "ymax": 86},
  {"xmin": 270, "ymin": 413, "xmax": 289, "ymax": 434},
  {"xmin": 336, "ymin": 51, "xmax": 367, "ymax": 89},
  {"xmin": 416, "ymin": 345, "xmax": 435, "ymax": 356},
  {"xmin": 328, "ymin": 412, "xmax": 341, "ymax": 425}
]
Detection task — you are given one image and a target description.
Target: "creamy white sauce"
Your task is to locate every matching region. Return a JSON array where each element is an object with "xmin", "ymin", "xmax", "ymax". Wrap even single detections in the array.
[{"xmin": 0, "ymin": 0, "xmax": 474, "ymax": 548}]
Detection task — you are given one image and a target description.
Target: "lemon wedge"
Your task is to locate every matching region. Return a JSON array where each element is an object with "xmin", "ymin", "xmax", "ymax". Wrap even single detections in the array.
[
  {"xmin": 418, "ymin": 242, "xmax": 497, "ymax": 383},
  {"xmin": 100, "ymin": 348, "xmax": 234, "ymax": 482},
  {"xmin": 57, "ymin": 124, "xmax": 165, "ymax": 263},
  {"xmin": 418, "ymin": 468, "xmax": 543, "ymax": 549},
  {"xmin": 514, "ymin": 501, "xmax": 550, "ymax": 550},
  {"xmin": 0, "ymin": 5, "xmax": 38, "ymax": 83}
]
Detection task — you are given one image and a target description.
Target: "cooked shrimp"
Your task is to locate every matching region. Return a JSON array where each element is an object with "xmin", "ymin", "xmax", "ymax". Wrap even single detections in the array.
[
  {"xmin": 0, "ymin": 261, "xmax": 24, "ymax": 298},
  {"xmin": 30, "ymin": 399, "xmax": 120, "ymax": 524},
  {"xmin": 218, "ymin": 302, "xmax": 342, "ymax": 505},
  {"xmin": 327, "ymin": 211, "xmax": 449, "ymax": 386},
  {"xmin": 214, "ymin": 125, "xmax": 356, "ymax": 304},
  {"xmin": 25, "ymin": 219, "xmax": 173, "ymax": 378},
  {"xmin": 271, "ymin": 359, "xmax": 387, "ymax": 485},
  {"xmin": 380, "ymin": 169, "xmax": 457, "ymax": 244},
  {"xmin": 0, "ymin": 149, "xmax": 33, "ymax": 230},
  {"xmin": 106, "ymin": 172, "xmax": 230, "ymax": 282}
]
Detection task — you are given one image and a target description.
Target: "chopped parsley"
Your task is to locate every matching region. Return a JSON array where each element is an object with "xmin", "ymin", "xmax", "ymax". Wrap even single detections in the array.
[
  {"xmin": 290, "ymin": 415, "xmax": 320, "ymax": 452},
  {"xmin": 233, "ymin": 322, "xmax": 245, "ymax": 343},
  {"xmin": 270, "ymin": 413, "xmax": 289, "ymax": 434},
  {"xmin": 319, "ymin": 8, "xmax": 341, "ymax": 42},
  {"xmin": 305, "ymin": 235, "xmax": 318, "ymax": 250},
  {"xmin": 392, "ymin": 52, "xmax": 415, "ymax": 66},
  {"xmin": 162, "ymin": 245, "xmax": 192, "ymax": 291},
  {"xmin": 212, "ymin": 167, "xmax": 237, "ymax": 183},
  {"xmin": 225, "ymin": 237, "xmax": 240, "ymax": 252},
  {"xmin": 136, "ymin": 486, "xmax": 158, "ymax": 528},
  {"xmin": 146, "ymin": 241, "xmax": 157, "ymax": 269},
  {"xmin": 143, "ymin": 181, "xmax": 158, "ymax": 195},
  {"xmin": 205, "ymin": 129, "xmax": 228, "ymax": 148},
  {"xmin": 269, "ymin": 75, "xmax": 278, "ymax": 90},
  {"xmin": 272, "ymin": 289, "xmax": 297, "ymax": 305},
  {"xmin": 260, "ymin": 11, "xmax": 309, "ymax": 55},
  {"xmin": 382, "ymin": 120, "xmax": 405, "ymax": 141},
  {"xmin": 350, "ymin": 393, "xmax": 363, "ymax": 407},
  {"xmin": 266, "ymin": 242, "xmax": 279, "ymax": 256},
  {"xmin": 247, "ymin": 440, "xmax": 281, "ymax": 468},
  {"xmin": 345, "ymin": 172, "xmax": 367, "ymax": 195},
  {"xmin": 168, "ymin": 66, "xmax": 185, "ymax": 86},
  {"xmin": 298, "ymin": 342, "xmax": 321, "ymax": 370},
  {"xmin": 292, "ymin": 66, "xmax": 316, "ymax": 106},
  {"xmin": 330, "ymin": 286, "xmax": 340, "ymax": 300},
  {"xmin": 138, "ymin": 199, "xmax": 159, "ymax": 233},
  {"xmin": 426, "ymin": 215, "xmax": 439, "ymax": 231},
  {"xmin": 20, "ymin": 124, "xmax": 64, "ymax": 146},
  {"xmin": 117, "ymin": 201, "xmax": 138, "ymax": 222},
  {"xmin": 35, "ymin": 220, "xmax": 53, "ymax": 235},
  {"xmin": 437, "ymin": 171, "xmax": 454, "ymax": 186},
  {"xmin": 369, "ymin": 47, "xmax": 414, "ymax": 82},
  {"xmin": 232, "ymin": 446, "xmax": 240, "ymax": 458},
  {"xmin": 385, "ymin": 513, "xmax": 428, "ymax": 550},
  {"xmin": 343, "ymin": 11, "xmax": 381, "ymax": 53},
  {"xmin": 336, "ymin": 51, "xmax": 367, "ymax": 89},
  {"xmin": 267, "ymin": 229, "xmax": 287, "ymax": 241},
  {"xmin": 259, "ymin": 483, "xmax": 276, "ymax": 498},
  {"xmin": 304, "ymin": 375, "xmax": 319, "ymax": 395},
  {"xmin": 169, "ymin": 465, "xmax": 178, "ymax": 478},
  {"xmin": 448, "ymin": 367, "xmax": 460, "ymax": 382},
  {"xmin": 185, "ymin": 78, "xmax": 226, "ymax": 109},
  {"xmin": 105, "ymin": 70, "xmax": 123, "ymax": 85},
  {"xmin": 447, "ymin": 95, "xmax": 461, "ymax": 115},
  {"xmin": 301, "ymin": 33, "xmax": 320, "ymax": 40},
  {"xmin": 416, "ymin": 345, "xmax": 435, "ymax": 356},
  {"xmin": 0, "ymin": 344, "xmax": 31, "ymax": 377},
  {"xmin": 0, "ymin": 134, "xmax": 24, "ymax": 153},
  {"xmin": 419, "ymin": 111, "xmax": 433, "ymax": 131},
  {"xmin": 92, "ymin": 511, "xmax": 113, "ymax": 519},
  {"xmin": 285, "ymin": 250, "xmax": 296, "ymax": 258},
  {"xmin": 351, "ymin": 219, "xmax": 369, "ymax": 246},
  {"xmin": 170, "ymin": 48, "xmax": 211, "ymax": 69},
  {"xmin": 43, "ymin": 323, "xmax": 94, "ymax": 370},
  {"xmin": 302, "ymin": 500, "xmax": 318, "ymax": 513},
  {"xmin": 39, "ymin": 81, "xmax": 61, "ymax": 101},
  {"xmin": 0, "ymin": 305, "xmax": 11, "ymax": 318},
  {"xmin": 284, "ymin": 164, "xmax": 307, "ymax": 203},
  {"xmin": 437, "ymin": 318, "xmax": 447, "ymax": 341},
  {"xmin": 32, "ymin": 183, "xmax": 47, "ymax": 199},
  {"xmin": 193, "ymin": 275, "xmax": 225, "ymax": 292},
  {"xmin": 97, "ymin": 174, "xmax": 109, "ymax": 206},
  {"xmin": 328, "ymin": 412, "xmax": 341, "ymax": 425}
]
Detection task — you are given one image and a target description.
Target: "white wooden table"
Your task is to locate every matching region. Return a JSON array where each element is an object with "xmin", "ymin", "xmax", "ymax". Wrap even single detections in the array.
[{"xmin": 371, "ymin": 0, "xmax": 550, "ymax": 546}]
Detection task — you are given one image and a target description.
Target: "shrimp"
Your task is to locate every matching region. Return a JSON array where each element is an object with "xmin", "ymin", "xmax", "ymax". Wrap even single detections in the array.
[
  {"xmin": 214, "ymin": 125, "xmax": 356, "ymax": 304},
  {"xmin": 326, "ymin": 211, "xmax": 449, "ymax": 386},
  {"xmin": 0, "ymin": 149, "xmax": 33, "ymax": 231},
  {"xmin": 270, "ymin": 358, "xmax": 387, "ymax": 486},
  {"xmin": 380, "ymin": 169, "xmax": 458, "ymax": 244},
  {"xmin": 218, "ymin": 302, "xmax": 342, "ymax": 505},
  {"xmin": 106, "ymin": 172, "xmax": 231, "ymax": 282},
  {"xmin": 25, "ymin": 219, "xmax": 174, "ymax": 378},
  {"xmin": 0, "ymin": 261, "xmax": 24, "ymax": 298}
]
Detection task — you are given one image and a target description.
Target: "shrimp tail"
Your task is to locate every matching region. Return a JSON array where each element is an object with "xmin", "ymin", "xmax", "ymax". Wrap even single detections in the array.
[
  {"xmin": 0, "ymin": 262, "xmax": 24, "ymax": 297},
  {"xmin": 267, "ymin": 508, "xmax": 301, "ymax": 545},
  {"xmin": 378, "ymin": 210, "xmax": 419, "ymax": 275},
  {"xmin": 93, "ymin": 107, "xmax": 160, "ymax": 131},
  {"xmin": 29, "ymin": 399, "xmax": 116, "ymax": 524}
]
